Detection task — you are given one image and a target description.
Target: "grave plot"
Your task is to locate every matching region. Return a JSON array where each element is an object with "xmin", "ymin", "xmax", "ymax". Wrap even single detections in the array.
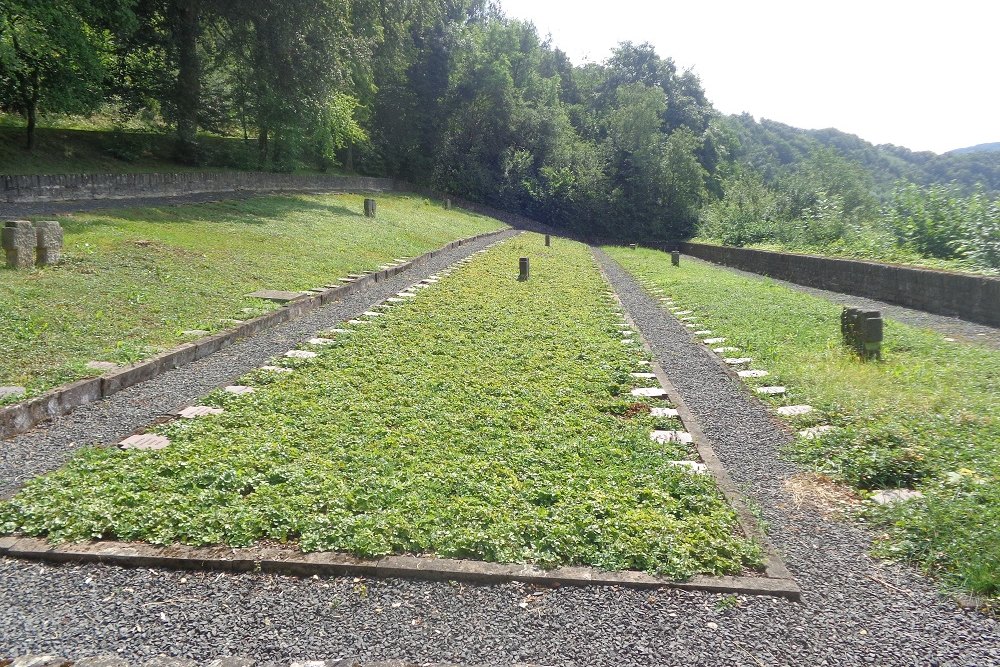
[
  {"xmin": 0, "ymin": 193, "xmax": 503, "ymax": 402},
  {"xmin": 0, "ymin": 235, "xmax": 763, "ymax": 580},
  {"xmin": 607, "ymin": 246, "xmax": 1000, "ymax": 603}
]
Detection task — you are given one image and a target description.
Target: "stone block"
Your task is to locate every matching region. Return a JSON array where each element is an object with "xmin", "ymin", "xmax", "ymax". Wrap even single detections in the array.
[
  {"xmin": 755, "ymin": 386, "xmax": 786, "ymax": 395},
  {"xmin": 738, "ymin": 369, "xmax": 769, "ymax": 378},
  {"xmin": 776, "ymin": 404, "xmax": 813, "ymax": 416},
  {"xmin": 34, "ymin": 220, "xmax": 63, "ymax": 265},
  {"xmin": 650, "ymin": 430, "xmax": 693, "ymax": 444},
  {"xmin": 261, "ymin": 365, "xmax": 293, "ymax": 373},
  {"xmin": 0, "ymin": 385, "xmax": 26, "ymax": 400},
  {"xmin": 630, "ymin": 372, "xmax": 657, "ymax": 379},
  {"xmin": 667, "ymin": 460, "xmax": 707, "ymax": 474},
  {"xmin": 631, "ymin": 387, "xmax": 668, "ymax": 399},
  {"xmin": 308, "ymin": 337, "xmax": 336, "ymax": 345},
  {"xmin": 3, "ymin": 220, "xmax": 35, "ymax": 269},
  {"xmin": 120, "ymin": 434, "xmax": 170, "ymax": 450},
  {"xmin": 703, "ymin": 338, "xmax": 726, "ymax": 345},
  {"xmin": 724, "ymin": 357, "xmax": 752, "ymax": 365},
  {"xmin": 179, "ymin": 405, "xmax": 224, "ymax": 418},
  {"xmin": 650, "ymin": 407, "xmax": 679, "ymax": 418},
  {"xmin": 285, "ymin": 349, "xmax": 317, "ymax": 359},
  {"xmin": 799, "ymin": 425, "xmax": 834, "ymax": 439},
  {"xmin": 224, "ymin": 385, "xmax": 254, "ymax": 395}
]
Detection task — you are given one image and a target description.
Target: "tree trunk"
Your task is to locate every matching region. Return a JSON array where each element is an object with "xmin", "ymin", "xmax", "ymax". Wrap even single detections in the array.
[
  {"xmin": 25, "ymin": 69, "xmax": 39, "ymax": 152},
  {"xmin": 257, "ymin": 126, "xmax": 269, "ymax": 167},
  {"xmin": 173, "ymin": 0, "xmax": 201, "ymax": 164}
]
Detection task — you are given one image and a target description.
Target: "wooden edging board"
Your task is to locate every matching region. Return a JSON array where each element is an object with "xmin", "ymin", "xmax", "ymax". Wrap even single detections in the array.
[{"xmin": 0, "ymin": 227, "xmax": 510, "ymax": 441}]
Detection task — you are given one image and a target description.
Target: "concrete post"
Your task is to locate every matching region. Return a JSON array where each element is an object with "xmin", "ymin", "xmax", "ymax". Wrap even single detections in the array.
[
  {"xmin": 444, "ymin": 198, "xmax": 451, "ymax": 210},
  {"xmin": 671, "ymin": 251, "xmax": 680, "ymax": 266},
  {"xmin": 518, "ymin": 257, "xmax": 530, "ymax": 281},
  {"xmin": 364, "ymin": 198, "xmax": 377, "ymax": 217},
  {"xmin": 35, "ymin": 220, "xmax": 63, "ymax": 266},
  {"xmin": 545, "ymin": 234, "xmax": 551, "ymax": 247},
  {"xmin": 2, "ymin": 220, "xmax": 35, "ymax": 270},
  {"xmin": 629, "ymin": 243, "xmax": 637, "ymax": 250}
]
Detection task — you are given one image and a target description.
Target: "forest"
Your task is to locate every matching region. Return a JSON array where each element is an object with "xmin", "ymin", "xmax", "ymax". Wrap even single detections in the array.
[{"xmin": 1, "ymin": 0, "xmax": 998, "ymax": 270}]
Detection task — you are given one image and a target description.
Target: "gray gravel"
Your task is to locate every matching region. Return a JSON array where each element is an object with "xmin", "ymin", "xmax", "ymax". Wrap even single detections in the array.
[
  {"xmin": 685, "ymin": 255, "xmax": 1000, "ymax": 349},
  {"xmin": 1, "ymin": 241, "xmax": 997, "ymax": 665},
  {"xmin": 0, "ymin": 230, "xmax": 516, "ymax": 498}
]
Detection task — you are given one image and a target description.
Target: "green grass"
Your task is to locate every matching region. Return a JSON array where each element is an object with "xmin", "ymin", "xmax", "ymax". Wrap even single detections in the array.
[
  {"xmin": 0, "ymin": 193, "xmax": 503, "ymax": 400},
  {"xmin": 0, "ymin": 236, "xmax": 763, "ymax": 577},
  {"xmin": 608, "ymin": 246, "xmax": 1000, "ymax": 602}
]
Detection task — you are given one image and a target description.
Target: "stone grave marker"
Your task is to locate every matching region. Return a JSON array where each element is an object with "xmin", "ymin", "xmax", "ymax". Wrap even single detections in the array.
[
  {"xmin": 35, "ymin": 221, "xmax": 63, "ymax": 266},
  {"xmin": 2, "ymin": 220, "xmax": 35, "ymax": 270},
  {"xmin": 179, "ymin": 406, "xmax": 224, "ymax": 419},
  {"xmin": 119, "ymin": 434, "xmax": 170, "ymax": 450}
]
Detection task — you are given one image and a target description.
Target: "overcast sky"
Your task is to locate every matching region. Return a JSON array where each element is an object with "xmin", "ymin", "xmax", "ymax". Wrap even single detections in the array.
[{"xmin": 498, "ymin": 0, "xmax": 998, "ymax": 154}]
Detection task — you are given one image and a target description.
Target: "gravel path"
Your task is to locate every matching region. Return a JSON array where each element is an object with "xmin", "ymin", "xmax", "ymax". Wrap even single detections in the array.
[
  {"xmin": 685, "ymin": 255, "xmax": 1000, "ymax": 349},
  {"xmin": 0, "ymin": 230, "xmax": 516, "ymax": 498},
  {"xmin": 1, "ymin": 242, "xmax": 998, "ymax": 665}
]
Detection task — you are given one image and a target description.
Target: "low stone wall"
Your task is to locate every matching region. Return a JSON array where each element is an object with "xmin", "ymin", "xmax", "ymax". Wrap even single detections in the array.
[
  {"xmin": 679, "ymin": 242, "xmax": 1000, "ymax": 327},
  {"xmin": 0, "ymin": 172, "xmax": 396, "ymax": 203}
]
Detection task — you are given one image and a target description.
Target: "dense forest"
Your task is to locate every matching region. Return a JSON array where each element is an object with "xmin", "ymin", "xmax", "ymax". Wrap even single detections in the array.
[{"xmin": 1, "ymin": 0, "xmax": 998, "ymax": 269}]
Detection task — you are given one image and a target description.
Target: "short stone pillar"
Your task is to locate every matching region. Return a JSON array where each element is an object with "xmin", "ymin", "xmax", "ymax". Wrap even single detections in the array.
[
  {"xmin": 364, "ymin": 198, "xmax": 377, "ymax": 217},
  {"xmin": 841, "ymin": 307, "xmax": 883, "ymax": 360},
  {"xmin": 2, "ymin": 220, "xmax": 35, "ymax": 270},
  {"xmin": 444, "ymin": 198, "xmax": 451, "ymax": 210},
  {"xmin": 545, "ymin": 234, "xmax": 551, "ymax": 247},
  {"xmin": 518, "ymin": 257, "xmax": 530, "ymax": 281},
  {"xmin": 629, "ymin": 243, "xmax": 637, "ymax": 250},
  {"xmin": 671, "ymin": 251, "xmax": 680, "ymax": 266},
  {"xmin": 35, "ymin": 220, "xmax": 64, "ymax": 266}
]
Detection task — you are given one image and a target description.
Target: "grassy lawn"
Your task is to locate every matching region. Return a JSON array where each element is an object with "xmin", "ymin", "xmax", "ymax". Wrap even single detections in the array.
[
  {"xmin": 0, "ymin": 235, "xmax": 762, "ymax": 577},
  {"xmin": 608, "ymin": 247, "xmax": 1000, "ymax": 601},
  {"xmin": 0, "ymin": 193, "xmax": 503, "ymax": 400}
]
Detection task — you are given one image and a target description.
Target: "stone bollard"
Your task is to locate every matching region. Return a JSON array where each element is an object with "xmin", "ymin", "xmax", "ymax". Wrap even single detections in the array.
[
  {"xmin": 841, "ymin": 307, "xmax": 882, "ymax": 360},
  {"xmin": 629, "ymin": 243, "xmax": 637, "ymax": 250},
  {"xmin": 518, "ymin": 257, "xmax": 530, "ymax": 281},
  {"xmin": 364, "ymin": 198, "xmax": 377, "ymax": 217},
  {"xmin": 671, "ymin": 251, "xmax": 680, "ymax": 266},
  {"xmin": 444, "ymin": 198, "xmax": 451, "ymax": 210},
  {"xmin": 2, "ymin": 220, "xmax": 35, "ymax": 270},
  {"xmin": 35, "ymin": 220, "xmax": 64, "ymax": 266},
  {"xmin": 545, "ymin": 234, "xmax": 551, "ymax": 247}
]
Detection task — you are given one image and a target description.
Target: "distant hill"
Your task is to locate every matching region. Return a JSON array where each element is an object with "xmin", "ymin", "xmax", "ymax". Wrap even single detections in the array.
[
  {"xmin": 723, "ymin": 114, "xmax": 1000, "ymax": 195},
  {"xmin": 948, "ymin": 142, "xmax": 1000, "ymax": 155}
]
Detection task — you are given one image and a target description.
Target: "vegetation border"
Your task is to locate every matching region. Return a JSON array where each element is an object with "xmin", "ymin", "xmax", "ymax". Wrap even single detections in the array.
[
  {"xmin": 0, "ymin": 237, "xmax": 799, "ymax": 600},
  {"xmin": 0, "ymin": 228, "xmax": 511, "ymax": 441}
]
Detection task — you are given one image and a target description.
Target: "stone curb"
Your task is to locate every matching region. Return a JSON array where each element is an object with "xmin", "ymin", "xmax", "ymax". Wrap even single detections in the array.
[
  {"xmin": 0, "ymin": 229, "xmax": 507, "ymax": 442},
  {"xmin": 591, "ymin": 248, "xmax": 801, "ymax": 600},
  {"xmin": 0, "ymin": 657, "xmax": 544, "ymax": 667},
  {"xmin": 0, "ymin": 534, "xmax": 799, "ymax": 599}
]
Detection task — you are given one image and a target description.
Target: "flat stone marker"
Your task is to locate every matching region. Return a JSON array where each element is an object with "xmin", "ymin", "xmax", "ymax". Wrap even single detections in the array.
[
  {"xmin": 636, "ymin": 360, "xmax": 652, "ymax": 366},
  {"xmin": 621, "ymin": 339, "xmax": 636, "ymax": 345},
  {"xmin": 738, "ymin": 369, "xmax": 769, "ymax": 378},
  {"xmin": 684, "ymin": 324, "xmax": 698, "ymax": 328},
  {"xmin": 669, "ymin": 307, "xmax": 681, "ymax": 312},
  {"xmin": 675, "ymin": 310, "xmax": 693, "ymax": 316},
  {"xmin": 668, "ymin": 460, "xmax": 708, "ymax": 474},
  {"xmin": 777, "ymin": 404, "xmax": 813, "ymax": 416},
  {"xmin": 631, "ymin": 387, "xmax": 668, "ymax": 399},
  {"xmin": 0, "ymin": 386, "xmax": 26, "ymax": 400},
  {"xmin": 651, "ymin": 430, "xmax": 693, "ymax": 444},
  {"xmin": 119, "ymin": 434, "xmax": 170, "ymax": 451},
  {"xmin": 630, "ymin": 372, "xmax": 657, "ymax": 379},
  {"xmin": 246, "ymin": 290, "xmax": 306, "ymax": 303},
  {"xmin": 870, "ymin": 489, "xmax": 923, "ymax": 505},
  {"xmin": 285, "ymin": 350, "xmax": 317, "ymax": 359},
  {"xmin": 724, "ymin": 357, "xmax": 753, "ymax": 365},
  {"xmin": 650, "ymin": 407, "xmax": 680, "ymax": 418},
  {"xmin": 224, "ymin": 385, "xmax": 255, "ymax": 395},
  {"xmin": 412, "ymin": 283, "xmax": 430, "ymax": 289},
  {"xmin": 713, "ymin": 347, "xmax": 740, "ymax": 354},
  {"xmin": 86, "ymin": 361, "xmax": 119, "ymax": 372},
  {"xmin": 398, "ymin": 292, "xmax": 418, "ymax": 298},
  {"xmin": 261, "ymin": 365, "xmax": 293, "ymax": 373},
  {"xmin": 421, "ymin": 278, "xmax": 439, "ymax": 284},
  {"xmin": 326, "ymin": 328, "xmax": 351, "ymax": 334},
  {"xmin": 799, "ymin": 425, "xmax": 834, "ymax": 439},
  {"xmin": 307, "ymin": 337, "xmax": 336, "ymax": 345},
  {"xmin": 179, "ymin": 405, "xmax": 224, "ymax": 419},
  {"xmin": 387, "ymin": 297, "xmax": 405, "ymax": 303},
  {"xmin": 182, "ymin": 329, "xmax": 209, "ymax": 337},
  {"xmin": 337, "ymin": 278, "xmax": 355, "ymax": 283},
  {"xmin": 755, "ymin": 386, "xmax": 786, "ymax": 395},
  {"xmin": 348, "ymin": 319, "xmax": 371, "ymax": 325},
  {"xmin": 694, "ymin": 330, "xmax": 713, "ymax": 336},
  {"xmin": 703, "ymin": 338, "xmax": 726, "ymax": 345},
  {"xmin": 679, "ymin": 316, "xmax": 697, "ymax": 322},
  {"xmin": 363, "ymin": 311, "xmax": 382, "ymax": 317}
]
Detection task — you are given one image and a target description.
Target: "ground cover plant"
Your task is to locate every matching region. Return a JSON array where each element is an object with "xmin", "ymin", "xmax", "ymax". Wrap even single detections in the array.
[
  {"xmin": 0, "ymin": 193, "xmax": 502, "ymax": 401},
  {"xmin": 607, "ymin": 247, "xmax": 1000, "ymax": 602},
  {"xmin": 0, "ymin": 235, "xmax": 763, "ymax": 577}
]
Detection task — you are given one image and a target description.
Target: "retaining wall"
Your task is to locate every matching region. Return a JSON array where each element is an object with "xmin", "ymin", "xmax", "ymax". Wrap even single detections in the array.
[
  {"xmin": 679, "ymin": 242, "xmax": 1000, "ymax": 327},
  {"xmin": 0, "ymin": 172, "xmax": 396, "ymax": 203}
]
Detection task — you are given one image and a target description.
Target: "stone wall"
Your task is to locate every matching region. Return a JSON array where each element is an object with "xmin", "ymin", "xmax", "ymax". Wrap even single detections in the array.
[
  {"xmin": 0, "ymin": 172, "xmax": 396, "ymax": 203},
  {"xmin": 679, "ymin": 242, "xmax": 1000, "ymax": 327}
]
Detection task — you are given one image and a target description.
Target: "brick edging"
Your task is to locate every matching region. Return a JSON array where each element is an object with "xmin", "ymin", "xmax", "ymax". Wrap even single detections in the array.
[{"xmin": 0, "ymin": 229, "xmax": 509, "ymax": 441}]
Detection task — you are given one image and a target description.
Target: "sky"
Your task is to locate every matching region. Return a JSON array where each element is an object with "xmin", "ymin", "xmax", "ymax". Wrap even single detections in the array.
[{"xmin": 497, "ymin": 0, "xmax": 999, "ymax": 154}]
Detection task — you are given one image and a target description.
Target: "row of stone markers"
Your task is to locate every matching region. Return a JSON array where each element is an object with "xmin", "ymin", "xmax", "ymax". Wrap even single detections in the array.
[
  {"xmin": 0, "ymin": 656, "xmax": 541, "ymax": 667},
  {"xmin": 599, "ymin": 279, "xmax": 706, "ymax": 475},
  {"xmin": 635, "ymin": 277, "xmax": 839, "ymax": 442},
  {"xmin": 2, "ymin": 219, "xmax": 63, "ymax": 269},
  {"xmin": 118, "ymin": 239, "xmax": 508, "ymax": 452}
]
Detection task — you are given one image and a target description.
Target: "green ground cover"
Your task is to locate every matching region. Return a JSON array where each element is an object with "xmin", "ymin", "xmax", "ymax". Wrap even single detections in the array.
[
  {"xmin": 1, "ymin": 235, "xmax": 763, "ymax": 577},
  {"xmin": 608, "ymin": 247, "xmax": 1000, "ymax": 601},
  {"xmin": 0, "ymin": 193, "xmax": 502, "ymax": 400}
]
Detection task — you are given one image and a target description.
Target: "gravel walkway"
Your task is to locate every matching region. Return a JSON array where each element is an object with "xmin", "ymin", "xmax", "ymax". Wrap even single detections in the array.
[
  {"xmin": 685, "ymin": 255, "xmax": 1000, "ymax": 349},
  {"xmin": 1, "ymin": 242, "xmax": 997, "ymax": 665},
  {"xmin": 0, "ymin": 230, "xmax": 516, "ymax": 498}
]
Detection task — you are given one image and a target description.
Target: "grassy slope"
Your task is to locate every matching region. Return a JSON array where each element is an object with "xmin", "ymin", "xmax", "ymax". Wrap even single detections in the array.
[
  {"xmin": 608, "ymin": 247, "xmax": 1000, "ymax": 600},
  {"xmin": 0, "ymin": 236, "xmax": 762, "ymax": 577},
  {"xmin": 0, "ymin": 193, "xmax": 503, "ymax": 399}
]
